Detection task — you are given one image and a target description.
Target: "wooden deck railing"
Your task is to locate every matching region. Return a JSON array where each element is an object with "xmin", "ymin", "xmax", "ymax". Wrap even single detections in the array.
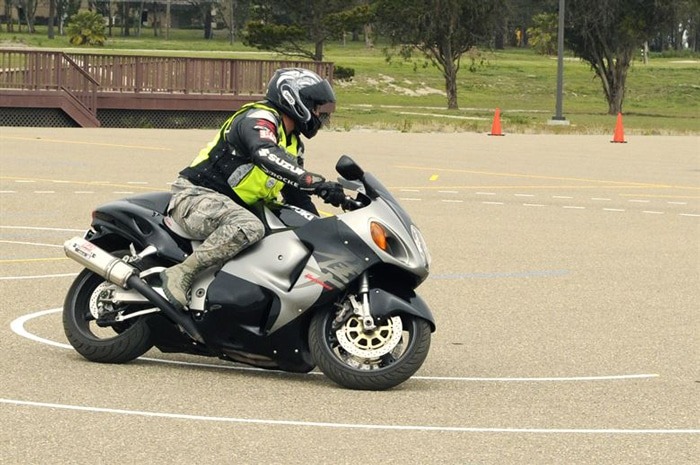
[
  {"xmin": 62, "ymin": 53, "xmax": 334, "ymax": 95},
  {"xmin": 0, "ymin": 49, "xmax": 99, "ymax": 115},
  {"xmin": 0, "ymin": 49, "xmax": 334, "ymax": 127}
]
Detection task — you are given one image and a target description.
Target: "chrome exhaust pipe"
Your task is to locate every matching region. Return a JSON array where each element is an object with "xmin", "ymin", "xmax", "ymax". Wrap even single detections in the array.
[
  {"xmin": 63, "ymin": 236, "xmax": 205, "ymax": 344},
  {"xmin": 64, "ymin": 236, "xmax": 136, "ymax": 288}
]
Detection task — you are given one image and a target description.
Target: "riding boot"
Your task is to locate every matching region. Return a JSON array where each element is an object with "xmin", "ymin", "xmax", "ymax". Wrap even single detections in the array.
[{"xmin": 160, "ymin": 254, "xmax": 209, "ymax": 310}]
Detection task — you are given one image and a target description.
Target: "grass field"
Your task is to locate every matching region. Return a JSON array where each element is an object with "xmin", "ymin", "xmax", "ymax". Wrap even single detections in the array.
[{"xmin": 1, "ymin": 28, "xmax": 699, "ymax": 134}]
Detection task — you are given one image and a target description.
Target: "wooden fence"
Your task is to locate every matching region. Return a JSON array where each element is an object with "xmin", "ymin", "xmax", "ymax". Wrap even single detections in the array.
[{"xmin": 0, "ymin": 49, "xmax": 334, "ymax": 127}]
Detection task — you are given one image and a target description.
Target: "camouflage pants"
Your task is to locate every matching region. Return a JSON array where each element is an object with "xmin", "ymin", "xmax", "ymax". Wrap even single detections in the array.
[{"xmin": 169, "ymin": 177, "xmax": 264, "ymax": 268}]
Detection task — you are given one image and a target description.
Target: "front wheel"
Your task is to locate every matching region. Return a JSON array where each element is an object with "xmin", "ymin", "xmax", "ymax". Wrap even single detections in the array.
[{"xmin": 309, "ymin": 309, "xmax": 431, "ymax": 390}]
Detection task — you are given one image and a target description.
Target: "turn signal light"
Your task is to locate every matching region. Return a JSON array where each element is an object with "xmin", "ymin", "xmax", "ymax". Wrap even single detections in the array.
[{"xmin": 370, "ymin": 222, "xmax": 387, "ymax": 250}]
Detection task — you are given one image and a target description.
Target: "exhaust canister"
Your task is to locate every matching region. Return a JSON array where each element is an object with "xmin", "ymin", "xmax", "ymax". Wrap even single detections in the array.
[{"xmin": 64, "ymin": 236, "xmax": 136, "ymax": 288}]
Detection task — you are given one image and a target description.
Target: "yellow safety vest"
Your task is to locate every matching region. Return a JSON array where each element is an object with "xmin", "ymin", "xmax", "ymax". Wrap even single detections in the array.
[{"xmin": 187, "ymin": 102, "xmax": 300, "ymax": 205}]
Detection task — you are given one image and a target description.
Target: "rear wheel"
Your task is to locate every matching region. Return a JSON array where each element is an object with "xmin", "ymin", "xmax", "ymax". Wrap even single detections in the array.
[
  {"xmin": 309, "ymin": 308, "xmax": 431, "ymax": 390},
  {"xmin": 63, "ymin": 251, "xmax": 154, "ymax": 363}
]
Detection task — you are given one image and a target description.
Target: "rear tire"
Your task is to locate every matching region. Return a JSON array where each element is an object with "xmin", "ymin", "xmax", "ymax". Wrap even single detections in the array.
[
  {"xmin": 309, "ymin": 310, "xmax": 431, "ymax": 390},
  {"xmin": 63, "ymin": 265, "xmax": 154, "ymax": 364}
]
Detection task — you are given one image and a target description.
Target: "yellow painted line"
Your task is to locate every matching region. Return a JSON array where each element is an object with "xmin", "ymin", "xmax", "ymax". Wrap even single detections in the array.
[
  {"xmin": 0, "ymin": 176, "xmax": 161, "ymax": 191},
  {"xmin": 0, "ymin": 136, "xmax": 173, "ymax": 152},
  {"xmin": 429, "ymin": 174, "xmax": 439, "ymax": 181},
  {"xmin": 0, "ymin": 257, "xmax": 69, "ymax": 264},
  {"xmin": 395, "ymin": 165, "xmax": 700, "ymax": 190}
]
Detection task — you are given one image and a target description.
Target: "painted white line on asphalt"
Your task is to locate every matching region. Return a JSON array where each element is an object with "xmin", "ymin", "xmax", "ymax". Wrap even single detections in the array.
[
  {"xmin": 0, "ymin": 225, "xmax": 85, "ymax": 232},
  {"xmin": 476, "ymin": 192, "xmax": 496, "ymax": 196},
  {"xmin": 552, "ymin": 196, "xmax": 573, "ymax": 199},
  {"xmin": 563, "ymin": 206, "xmax": 585, "ymax": 210},
  {"xmin": 680, "ymin": 213, "xmax": 700, "ymax": 217},
  {"xmin": 74, "ymin": 191, "xmax": 95, "ymax": 194},
  {"xmin": 400, "ymin": 189, "xmax": 420, "ymax": 192},
  {"xmin": 141, "ymin": 358, "xmax": 658, "ymax": 382},
  {"xmin": 441, "ymin": 199, "xmax": 463, "ymax": 203},
  {"xmin": 642, "ymin": 211, "xmax": 664, "ymax": 215},
  {"xmin": 591, "ymin": 198, "xmax": 611, "ymax": 201},
  {"xmin": 10, "ymin": 309, "xmax": 72, "ymax": 349},
  {"xmin": 415, "ymin": 374, "xmax": 660, "ymax": 382},
  {"xmin": 34, "ymin": 191, "xmax": 56, "ymax": 194},
  {"xmin": 1, "ymin": 398, "xmax": 695, "ymax": 434},
  {"xmin": 603, "ymin": 208, "xmax": 626, "ymax": 212},
  {"xmin": 0, "ymin": 240, "xmax": 62, "ymax": 248},
  {"xmin": 514, "ymin": 194, "xmax": 535, "ymax": 197},
  {"xmin": 0, "ymin": 191, "xmax": 17, "ymax": 194},
  {"xmin": 11, "ymin": 308, "xmax": 662, "ymax": 384},
  {"xmin": 523, "ymin": 203, "xmax": 546, "ymax": 207},
  {"xmin": 667, "ymin": 201, "xmax": 687, "ymax": 205},
  {"xmin": 629, "ymin": 200, "xmax": 651, "ymax": 203},
  {"xmin": 399, "ymin": 198, "xmax": 422, "ymax": 201},
  {"xmin": 127, "ymin": 181, "xmax": 149, "ymax": 185},
  {"xmin": 438, "ymin": 190, "xmax": 459, "ymax": 194},
  {"xmin": 482, "ymin": 201, "xmax": 504, "ymax": 205},
  {"xmin": 15, "ymin": 180, "xmax": 35, "ymax": 183},
  {"xmin": 112, "ymin": 191, "xmax": 134, "ymax": 194}
]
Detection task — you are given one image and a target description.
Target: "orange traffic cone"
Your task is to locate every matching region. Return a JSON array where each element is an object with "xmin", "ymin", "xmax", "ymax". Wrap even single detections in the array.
[
  {"xmin": 611, "ymin": 112, "xmax": 627, "ymax": 143},
  {"xmin": 488, "ymin": 108, "xmax": 505, "ymax": 136}
]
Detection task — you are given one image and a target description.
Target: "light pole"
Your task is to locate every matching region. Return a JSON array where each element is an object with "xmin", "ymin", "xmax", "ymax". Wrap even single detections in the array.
[{"xmin": 550, "ymin": 0, "xmax": 569, "ymax": 125}]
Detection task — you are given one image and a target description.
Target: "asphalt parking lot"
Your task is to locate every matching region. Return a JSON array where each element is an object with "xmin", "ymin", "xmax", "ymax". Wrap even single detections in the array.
[{"xmin": 1, "ymin": 127, "xmax": 698, "ymax": 464}]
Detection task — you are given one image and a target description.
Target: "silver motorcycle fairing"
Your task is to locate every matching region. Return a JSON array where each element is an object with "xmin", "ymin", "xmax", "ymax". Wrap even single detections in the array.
[
  {"xmin": 197, "ymin": 198, "xmax": 429, "ymax": 332},
  {"xmin": 216, "ymin": 230, "xmax": 324, "ymax": 332},
  {"xmin": 337, "ymin": 199, "xmax": 430, "ymax": 280}
]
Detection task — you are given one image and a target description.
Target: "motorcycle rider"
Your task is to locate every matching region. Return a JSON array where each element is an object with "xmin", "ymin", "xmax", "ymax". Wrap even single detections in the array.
[{"xmin": 160, "ymin": 68, "xmax": 345, "ymax": 310}]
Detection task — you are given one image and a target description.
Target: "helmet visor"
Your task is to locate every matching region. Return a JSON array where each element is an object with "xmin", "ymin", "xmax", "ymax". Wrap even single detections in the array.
[{"xmin": 316, "ymin": 101, "xmax": 336, "ymax": 127}]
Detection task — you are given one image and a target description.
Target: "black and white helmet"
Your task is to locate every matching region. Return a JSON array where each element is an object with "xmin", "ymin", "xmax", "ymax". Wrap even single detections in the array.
[{"xmin": 265, "ymin": 68, "xmax": 336, "ymax": 138}]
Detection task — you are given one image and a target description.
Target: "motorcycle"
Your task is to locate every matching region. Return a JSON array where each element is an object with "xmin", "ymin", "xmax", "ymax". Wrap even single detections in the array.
[{"xmin": 62, "ymin": 155, "xmax": 435, "ymax": 390}]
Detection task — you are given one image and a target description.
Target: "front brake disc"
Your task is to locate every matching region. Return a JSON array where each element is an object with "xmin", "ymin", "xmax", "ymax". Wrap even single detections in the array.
[{"xmin": 335, "ymin": 315, "xmax": 403, "ymax": 359}]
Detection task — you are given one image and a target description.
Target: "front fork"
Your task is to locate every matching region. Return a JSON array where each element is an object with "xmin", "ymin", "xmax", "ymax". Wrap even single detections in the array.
[{"xmin": 349, "ymin": 272, "xmax": 376, "ymax": 331}]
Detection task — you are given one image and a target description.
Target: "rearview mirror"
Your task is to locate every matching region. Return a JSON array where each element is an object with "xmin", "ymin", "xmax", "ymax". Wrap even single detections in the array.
[{"xmin": 335, "ymin": 155, "xmax": 364, "ymax": 181}]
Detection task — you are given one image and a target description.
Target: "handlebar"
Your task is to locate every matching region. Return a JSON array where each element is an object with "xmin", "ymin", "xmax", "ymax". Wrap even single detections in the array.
[{"xmin": 341, "ymin": 196, "xmax": 364, "ymax": 211}]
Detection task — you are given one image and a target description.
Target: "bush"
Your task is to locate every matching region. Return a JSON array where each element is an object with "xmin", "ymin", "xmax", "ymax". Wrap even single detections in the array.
[
  {"xmin": 66, "ymin": 11, "xmax": 107, "ymax": 46},
  {"xmin": 527, "ymin": 13, "xmax": 557, "ymax": 56},
  {"xmin": 334, "ymin": 65, "xmax": 355, "ymax": 81}
]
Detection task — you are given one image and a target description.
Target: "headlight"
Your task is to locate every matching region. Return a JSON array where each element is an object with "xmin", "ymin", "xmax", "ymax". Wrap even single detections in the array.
[{"xmin": 410, "ymin": 225, "xmax": 431, "ymax": 268}]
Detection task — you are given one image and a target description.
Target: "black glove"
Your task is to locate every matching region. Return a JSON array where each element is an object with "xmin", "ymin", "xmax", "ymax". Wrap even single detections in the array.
[{"xmin": 314, "ymin": 181, "xmax": 345, "ymax": 207}]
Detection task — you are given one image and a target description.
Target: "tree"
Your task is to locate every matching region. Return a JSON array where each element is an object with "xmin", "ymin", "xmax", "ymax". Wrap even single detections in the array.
[
  {"xmin": 216, "ymin": 0, "xmax": 252, "ymax": 43},
  {"xmin": 2, "ymin": 0, "xmax": 12, "ymax": 32},
  {"xmin": 66, "ymin": 10, "xmax": 107, "ymax": 45},
  {"xmin": 243, "ymin": 0, "xmax": 373, "ymax": 61},
  {"xmin": 17, "ymin": 0, "xmax": 38, "ymax": 32},
  {"xmin": 58, "ymin": 0, "xmax": 82, "ymax": 35},
  {"xmin": 194, "ymin": 1, "xmax": 216, "ymax": 40},
  {"xmin": 566, "ymin": 0, "xmax": 674, "ymax": 115},
  {"xmin": 527, "ymin": 12, "xmax": 557, "ymax": 55},
  {"xmin": 375, "ymin": 0, "xmax": 499, "ymax": 109},
  {"xmin": 651, "ymin": 0, "xmax": 700, "ymax": 52},
  {"xmin": 48, "ymin": 0, "xmax": 55, "ymax": 38}
]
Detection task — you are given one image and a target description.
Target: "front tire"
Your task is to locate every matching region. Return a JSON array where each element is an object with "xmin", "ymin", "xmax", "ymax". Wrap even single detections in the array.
[
  {"xmin": 309, "ymin": 310, "xmax": 431, "ymax": 390},
  {"xmin": 63, "ymin": 266, "xmax": 154, "ymax": 364}
]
